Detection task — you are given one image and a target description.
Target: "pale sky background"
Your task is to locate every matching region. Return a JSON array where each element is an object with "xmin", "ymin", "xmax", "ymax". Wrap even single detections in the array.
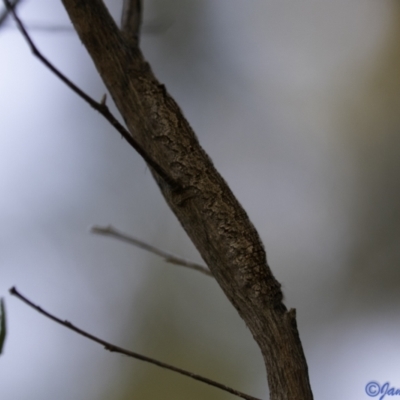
[{"xmin": 1, "ymin": 1, "xmax": 400, "ymax": 399}]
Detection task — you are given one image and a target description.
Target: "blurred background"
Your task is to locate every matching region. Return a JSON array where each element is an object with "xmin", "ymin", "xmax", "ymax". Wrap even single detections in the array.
[{"xmin": 1, "ymin": 0, "xmax": 400, "ymax": 399}]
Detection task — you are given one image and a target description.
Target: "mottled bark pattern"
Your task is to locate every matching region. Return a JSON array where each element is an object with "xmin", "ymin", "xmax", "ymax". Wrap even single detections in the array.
[{"xmin": 61, "ymin": 1, "xmax": 313, "ymax": 399}]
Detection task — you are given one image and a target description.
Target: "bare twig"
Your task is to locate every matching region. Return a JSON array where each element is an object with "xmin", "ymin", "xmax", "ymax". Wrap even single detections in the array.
[
  {"xmin": 91, "ymin": 225, "xmax": 213, "ymax": 277},
  {"xmin": 121, "ymin": 0, "xmax": 142, "ymax": 44},
  {"xmin": 0, "ymin": 0, "xmax": 22, "ymax": 27},
  {"xmin": 9, "ymin": 287, "xmax": 261, "ymax": 400},
  {"xmin": 3, "ymin": 0, "xmax": 176, "ymax": 188}
]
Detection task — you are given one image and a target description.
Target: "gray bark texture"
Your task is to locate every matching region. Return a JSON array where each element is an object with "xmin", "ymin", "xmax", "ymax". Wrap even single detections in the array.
[{"xmin": 60, "ymin": 1, "xmax": 314, "ymax": 399}]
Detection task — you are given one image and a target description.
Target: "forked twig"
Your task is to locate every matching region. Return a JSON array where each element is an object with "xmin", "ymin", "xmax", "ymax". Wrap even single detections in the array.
[
  {"xmin": 9, "ymin": 287, "xmax": 261, "ymax": 400},
  {"xmin": 3, "ymin": 0, "xmax": 176, "ymax": 187},
  {"xmin": 0, "ymin": 0, "xmax": 22, "ymax": 27},
  {"xmin": 91, "ymin": 225, "xmax": 212, "ymax": 277}
]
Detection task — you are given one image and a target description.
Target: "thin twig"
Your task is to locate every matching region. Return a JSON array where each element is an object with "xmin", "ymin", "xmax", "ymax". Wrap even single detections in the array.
[
  {"xmin": 9, "ymin": 287, "xmax": 261, "ymax": 400},
  {"xmin": 3, "ymin": 0, "xmax": 176, "ymax": 188},
  {"xmin": 0, "ymin": 0, "xmax": 22, "ymax": 27},
  {"xmin": 91, "ymin": 225, "xmax": 213, "ymax": 277}
]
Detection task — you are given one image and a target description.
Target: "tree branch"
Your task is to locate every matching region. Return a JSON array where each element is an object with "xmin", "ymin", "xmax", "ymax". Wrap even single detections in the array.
[
  {"xmin": 91, "ymin": 225, "xmax": 213, "ymax": 277},
  {"xmin": 8, "ymin": 0, "xmax": 313, "ymax": 398},
  {"xmin": 58, "ymin": 1, "xmax": 313, "ymax": 399},
  {"xmin": 9, "ymin": 287, "xmax": 260, "ymax": 400}
]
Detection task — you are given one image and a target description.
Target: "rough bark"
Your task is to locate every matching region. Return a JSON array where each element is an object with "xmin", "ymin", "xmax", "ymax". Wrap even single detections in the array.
[{"xmin": 60, "ymin": 1, "xmax": 313, "ymax": 399}]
